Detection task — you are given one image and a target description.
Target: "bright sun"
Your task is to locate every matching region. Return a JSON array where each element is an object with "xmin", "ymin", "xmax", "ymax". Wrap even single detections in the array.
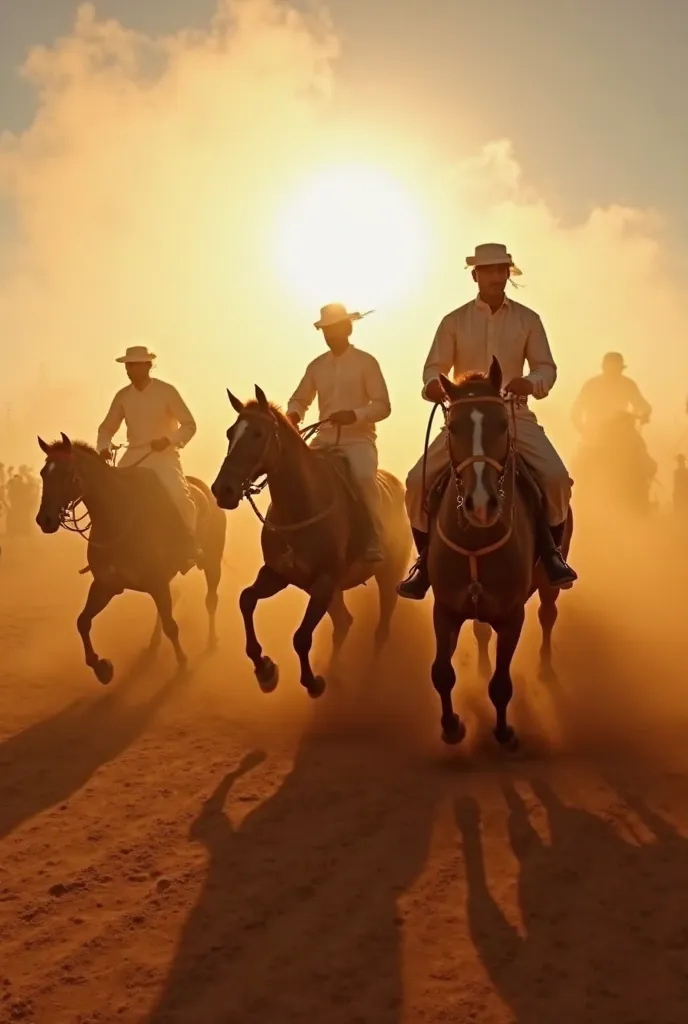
[{"xmin": 275, "ymin": 164, "xmax": 429, "ymax": 311}]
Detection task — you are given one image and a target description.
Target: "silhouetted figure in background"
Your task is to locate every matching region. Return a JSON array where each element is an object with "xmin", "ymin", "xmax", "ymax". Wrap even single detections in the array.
[
  {"xmin": 572, "ymin": 352, "xmax": 651, "ymax": 440},
  {"xmin": 673, "ymin": 455, "xmax": 688, "ymax": 516}
]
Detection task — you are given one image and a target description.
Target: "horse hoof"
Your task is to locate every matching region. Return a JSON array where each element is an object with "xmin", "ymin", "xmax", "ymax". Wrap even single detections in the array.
[
  {"xmin": 307, "ymin": 675, "xmax": 326, "ymax": 699},
  {"xmin": 94, "ymin": 659, "xmax": 114, "ymax": 685},
  {"xmin": 256, "ymin": 657, "xmax": 279, "ymax": 693},
  {"xmin": 441, "ymin": 717, "xmax": 466, "ymax": 745},
  {"xmin": 495, "ymin": 725, "xmax": 519, "ymax": 751}
]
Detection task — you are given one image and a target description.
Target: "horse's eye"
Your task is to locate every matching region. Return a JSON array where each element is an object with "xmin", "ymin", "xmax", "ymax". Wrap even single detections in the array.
[{"xmin": 251, "ymin": 427, "xmax": 262, "ymax": 438}]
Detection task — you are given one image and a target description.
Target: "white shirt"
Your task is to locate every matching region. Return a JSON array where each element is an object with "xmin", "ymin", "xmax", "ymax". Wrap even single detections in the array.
[
  {"xmin": 422, "ymin": 295, "xmax": 557, "ymax": 403},
  {"xmin": 96, "ymin": 378, "xmax": 197, "ymax": 452},
  {"xmin": 287, "ymin": 344, "xmax": 391, "ymax": 445}
]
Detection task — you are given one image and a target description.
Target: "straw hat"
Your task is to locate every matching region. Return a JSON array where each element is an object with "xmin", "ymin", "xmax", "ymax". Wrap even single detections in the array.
[
  {"xmin": 314, "ymin": 303, "xmax": 373, "ymax": 329},
  {"xmin": 115, "ymin": 345, "xmax": 157, "ymax": 364},
  {"xmin": 465, "ymin": 242, "xmax": 521, "ymax": 276}
]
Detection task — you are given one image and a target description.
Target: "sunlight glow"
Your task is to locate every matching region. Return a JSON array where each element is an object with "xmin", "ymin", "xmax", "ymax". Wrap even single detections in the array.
[{"xmin": 274, "ymin": 164, "xmax": 429, "ymax": 311}]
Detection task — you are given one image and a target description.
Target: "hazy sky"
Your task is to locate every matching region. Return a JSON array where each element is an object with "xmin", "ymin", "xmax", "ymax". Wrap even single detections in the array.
[{"xmin": 2, "ymin": 0, "xmax": 687, "ymax": 234}]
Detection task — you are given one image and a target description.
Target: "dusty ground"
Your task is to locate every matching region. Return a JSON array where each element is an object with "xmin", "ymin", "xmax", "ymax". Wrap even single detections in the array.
[{"xmin": 1, "ymin": 521, "xmax": 688, "ymax": 1024}]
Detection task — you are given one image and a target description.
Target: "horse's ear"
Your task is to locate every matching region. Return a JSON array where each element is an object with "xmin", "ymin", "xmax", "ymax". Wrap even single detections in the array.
[
  {"xmin": 254, "ymin": 385, "xmax": 269, "ymax": 409},
  {"xmin": 438, "ymin": 374, "xmax": 458, "ymax": 402},
  {"xmin": 488, "ymin": 357, "xmax": 503, "ymax": 393},
  {"xmin": 37, "ymin": 436, "xmax": 50, "ymax": 455},
  {"xmin": 227, "ymin": 389, "xmax": 244, "ymax": 414},
  {"xmin": 60, "ymin": 432, "xmax": 72, "ymax": 450}
]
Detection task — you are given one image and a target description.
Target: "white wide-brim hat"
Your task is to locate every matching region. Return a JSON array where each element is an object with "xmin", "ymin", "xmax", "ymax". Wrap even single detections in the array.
[
  {"xmin": 465, "ymin": 242, "xmax": 521, "ymax": 276},
  {"xmin": 314, "ymin": 302, "xmax": 374, "ymax": 329},
  {"xmin": 115, "ymin": 345, "xmax": 157, "ymax": 364}
]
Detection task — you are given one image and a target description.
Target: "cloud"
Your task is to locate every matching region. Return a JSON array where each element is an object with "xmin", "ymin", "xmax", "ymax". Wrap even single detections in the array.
[{"xmin": 0, "ymin": 0, "xmax": 683, "ymax": 476}]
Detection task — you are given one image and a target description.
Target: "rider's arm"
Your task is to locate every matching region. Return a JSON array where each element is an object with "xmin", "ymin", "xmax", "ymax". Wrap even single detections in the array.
[
  {"xmin": 354, "ymin": 355, "xmax": 391, "ymax": 423},
  {"xmin": 96, "ymin": 392, "xmax": 125, "ymax": 452},
  {"xmin": 286, "ymin": 362, "xmax": 317, "ymax": 424},
  {"xmin": 166, "ymin": 386, "xmax": 197, "ymax": 447},
  {"xmin": 523, "ymin": 314, "xmax": 557, "ymax": 399},
  {"xmin": 421, "ymin": 313, "xmax": 455, "ymax": 401},
  {"xmin": 628, "ymin": 380, "xmax": 651, "ymax": 422}
]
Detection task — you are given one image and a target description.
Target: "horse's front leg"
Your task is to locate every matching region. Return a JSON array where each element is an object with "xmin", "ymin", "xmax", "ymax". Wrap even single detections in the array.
[
  {"xmin": 431, "ymin": 601, "xmax": 466, "ymax": 744},
  {"xmin": 77, "ymin": 580, "xmax": 117, "ymax": 684},
  {"xmin": 489, "ymin": 609, "xmax": 526, "ymax": 749},
  {"xmin": 294, "ymin": 573, "xmax": 337, "ymax": 698},
  {"xmin": 150, "ymin": 582, "xmax": 187, "ymax": 674},
  {"xmin": 239, "ymin": 565, "xmax": 288, "ymax": 692}
]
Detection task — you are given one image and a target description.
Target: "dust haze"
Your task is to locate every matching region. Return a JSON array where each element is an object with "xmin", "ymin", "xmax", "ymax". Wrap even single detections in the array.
[{"xmin": 1, "ymin": 4, "xmax": 688, "ymax": 1020}]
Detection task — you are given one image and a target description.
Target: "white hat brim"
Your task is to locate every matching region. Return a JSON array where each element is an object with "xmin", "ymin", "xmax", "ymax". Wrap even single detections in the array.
[
  {"xmin": 465, "ymin": 258, "xmax": 521, "ymax": 276},
  {"xmin": 313, "ymin": 309, "xmax": 373, "ymax": 329}
]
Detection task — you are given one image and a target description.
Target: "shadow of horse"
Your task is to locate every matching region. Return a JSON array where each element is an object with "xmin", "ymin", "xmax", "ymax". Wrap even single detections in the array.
[
  {"xmin": 147, "ymin": 725, "xmax": 443, "ymax": 1024},
  {"xmin": 0, "ymin": 660, "xmax": 186, "ymax": 842},
  {"xmin": 455, "ymin": 774, "xmax": 688, "ymax": 1023}
]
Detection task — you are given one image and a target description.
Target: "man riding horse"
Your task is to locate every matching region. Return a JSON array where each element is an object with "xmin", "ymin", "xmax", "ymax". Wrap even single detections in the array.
[
  {"xmin": 286, "ymin": 302, "xmax": 390, "ymax": 562},
  {"xmin": 97, "ymin": 344, "xmax": 200, "ymax": 574},
  {"xmin": 571, "ymin": 352, "xmax": 651, "ymax": 441},
  {"xmin": 398, "ymin": 242, "xmax": 577, "ymax": 600}
]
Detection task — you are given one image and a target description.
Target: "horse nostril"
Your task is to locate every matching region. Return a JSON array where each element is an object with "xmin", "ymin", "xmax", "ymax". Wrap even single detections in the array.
[
  {"xmin": 464, "ymin": 494, "xmax": 474, "ymax": 512},
  {"xmin": 487, "ymin": 495, "xmax": 499, "ymax": 513}
]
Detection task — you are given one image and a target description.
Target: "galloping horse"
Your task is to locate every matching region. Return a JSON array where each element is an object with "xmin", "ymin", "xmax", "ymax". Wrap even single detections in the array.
[
  {"xmin": 428, "ymin": 360, "xmax": 573, "ymax": 748},
  {"xmin": 211, "ymin": 387, "xmax": 411, "ymax": 697},
  {"xmin": 36, "ymin": 435, "xmax": 226, "ymax": 681}
]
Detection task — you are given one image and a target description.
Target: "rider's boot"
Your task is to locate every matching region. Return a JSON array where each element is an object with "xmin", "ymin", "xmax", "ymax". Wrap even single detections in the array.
[
  {"xmin": 397, "ymin": 528, "xmax": 430, "ymax": 600},
  {"xmin": 538, "ymin": 519, "xmax": 577, "ymax": 590}
]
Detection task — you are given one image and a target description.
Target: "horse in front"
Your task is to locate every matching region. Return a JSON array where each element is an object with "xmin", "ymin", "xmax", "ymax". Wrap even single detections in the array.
[
  {"xmin": 36, "ymin": 434, "xmax": 226, "ymax": 682},
  {"xmin": 427, "ymin": 361, "xmax": 573, "ymax": 748},
  {"xmin": 211, "ymin": 387, "xmax": 410, "ymax": 697}
]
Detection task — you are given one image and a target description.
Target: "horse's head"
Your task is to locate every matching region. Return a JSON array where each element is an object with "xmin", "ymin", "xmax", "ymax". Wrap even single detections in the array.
[
  {"xmin": 212, "ymin": 385, "xmax": 290, "ymax": 510},
  {"xmin": 440, "ymin": 358, "xmax": 510, "ymax": 529},
  {"xmin": 36, "ymin": 433, "xmax": 84, "ymax": 533}
]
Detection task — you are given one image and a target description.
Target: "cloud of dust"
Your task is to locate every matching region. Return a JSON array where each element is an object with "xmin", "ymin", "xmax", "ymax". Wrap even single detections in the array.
[{"xmin": 2, "ymin": 0, "xmax": 687, "ymax": 758}]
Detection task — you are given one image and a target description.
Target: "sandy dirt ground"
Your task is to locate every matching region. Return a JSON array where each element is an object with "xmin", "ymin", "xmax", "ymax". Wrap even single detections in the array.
[{"xmin": 2, "ymin": 520, "xmax": 688, "ymax": 1024}]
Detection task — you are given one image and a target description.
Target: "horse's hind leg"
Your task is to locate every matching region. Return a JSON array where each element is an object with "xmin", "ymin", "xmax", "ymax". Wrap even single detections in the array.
[
  {"xmin": 473, "ymin": 621, "xmax": 492, "ymax": 680},
  {"xmin": 372, "ymin": 564, "xmax": 401, "ymax": 655},
  {"xmin": 239, "ymin": 565, "xmax": 288, "ymax": 692},
  {"xmin": 431, "ymin": 602, "xmax": 466, "ymax": 744},
  {"xmin": 294, "ymin": 574, "xmax": 337, "ymax": 699},
  {"xmin": 538, "ymin": 586, "xmax": 559, "ymax": 683},
  {"xmin": 203, "ymin": 554, "xmax": 222, "ymax": 652},
  {"xmin": 147, "ymin": 582, "xmax": 181, "ymax": 656},
  {"xmin": 77, "ymin": 580, "xmax": 116, "ymax": 684},
  {"xmin": 150, "ymin": 583, "xmax": 187, "ymax": 673},
  {"xmin": 489, "ymin": 610, "xmax": 525, "ymax": 749},
  {"xmin": 327, "ymin": 589, "xmax": 353, "ymax": 678}
]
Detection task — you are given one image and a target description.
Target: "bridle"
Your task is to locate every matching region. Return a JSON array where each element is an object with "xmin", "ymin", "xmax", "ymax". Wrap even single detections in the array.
[
  {"xmin": 227, "ymin": 411, "xmax": 336, "ymax": 534},
  {"xmin": 44, "ymin": 449, "xmax": 132, "ymax": 550},
  {"xmin": 436, "ymin": 392, "xmax": 519, "ymax": 606}
]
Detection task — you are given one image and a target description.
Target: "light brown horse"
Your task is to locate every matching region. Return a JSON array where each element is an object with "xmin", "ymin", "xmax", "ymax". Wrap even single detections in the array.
[
  {"xmin": 211, "ymin": 387, "xmax": 411, "ymax": 697},
  {"xmin": 36, "ymin": 435, "xmax": 227, "ymax": 682},
  {"xmin": 428, "ymin": 360, "xmax": 572, "ymax": 748}
]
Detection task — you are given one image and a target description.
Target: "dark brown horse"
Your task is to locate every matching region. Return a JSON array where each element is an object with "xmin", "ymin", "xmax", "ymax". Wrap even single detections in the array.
[
  {"xmin": 211, "ymin": 387, "xmax": 410, "ymax": 697},
  {"xmin": 428, "ymin": 360, "xmax": 572, "ymax": 748},
  {"xmin": 36, "ymin": 435, "xmax": 226, "ymax": 682}
]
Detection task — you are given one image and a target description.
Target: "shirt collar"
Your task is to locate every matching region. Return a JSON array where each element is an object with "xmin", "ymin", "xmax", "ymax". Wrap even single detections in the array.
[{"xmin": 474, "ymin": 294, "xmax": 510, "ymax": 314}]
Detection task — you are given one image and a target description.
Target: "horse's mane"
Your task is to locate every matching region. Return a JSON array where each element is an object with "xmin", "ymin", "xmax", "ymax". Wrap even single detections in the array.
[
  {"xmin": 46, "ymin": 438, "xmax": 100, "ymax": 458},
  {"xmin": 243, "ymin": 400, "xmax": 306, "ymax": 444},
  {"xmin": 456, "ymin": 371, "xmax": 489, "ymax": 386}
]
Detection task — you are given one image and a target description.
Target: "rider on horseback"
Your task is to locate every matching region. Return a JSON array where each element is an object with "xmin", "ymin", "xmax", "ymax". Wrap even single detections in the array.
[
  {"xmin": 398, "ymin": 243, "xmax": 577, "ymax": 600},
  {"xmin": 571, "ymin": 352, "xmax": 651, "ymax": 440},
  {"xmin": 286, "ymin": 303, "xmax": 391, "ymax": 562},
  {"xmin": 96, "ymin": 344, "xmax": 200, "ymax": 574}
]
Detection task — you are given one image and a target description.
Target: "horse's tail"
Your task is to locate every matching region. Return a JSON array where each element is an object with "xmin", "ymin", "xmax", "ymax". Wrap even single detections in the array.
[
  {"xmin": 187, "ymin": 475, "xmax": 217, "ymax": 508},
  {"xmin": 187, "ymin": 476, "xmax": 227, "ymax": 563}
]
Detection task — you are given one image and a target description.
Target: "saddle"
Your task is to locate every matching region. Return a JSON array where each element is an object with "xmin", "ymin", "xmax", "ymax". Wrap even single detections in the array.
[{"xmin": 312, "ymin": 448, "xmax": 376, "ymax": 560}]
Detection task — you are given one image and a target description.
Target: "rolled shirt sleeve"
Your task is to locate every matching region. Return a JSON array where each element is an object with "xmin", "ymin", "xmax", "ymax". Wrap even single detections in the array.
[
  {"xmin": 353, "ymin": 355, "xmax": 391, "ymax": 423},
  {"xmin": 523, "ymin": 314, "xmax": 557, "ymax": 399},
  {"xmin": 287, "ymin": 364, "xmax": 317, "ymax": 422},
  {"xmin": 166, "ymin": 386, "xmax": 197, "ymax": 447},
  {"xmin": 421, "ymin": 313, "xmax": 455, "ymax": 401}
]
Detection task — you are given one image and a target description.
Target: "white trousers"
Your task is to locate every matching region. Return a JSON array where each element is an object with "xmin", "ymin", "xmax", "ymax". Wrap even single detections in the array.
[
  {"xmin": 311, "ymin": 438, "xmax": 382, "ymax": 534},
  {"xmin": 118, "ymin": 448, "xmax": 196, "ymax": 533},
  {"xmin": 405, "ymin": 414, "xmax": 572, "ymax": 532}
]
